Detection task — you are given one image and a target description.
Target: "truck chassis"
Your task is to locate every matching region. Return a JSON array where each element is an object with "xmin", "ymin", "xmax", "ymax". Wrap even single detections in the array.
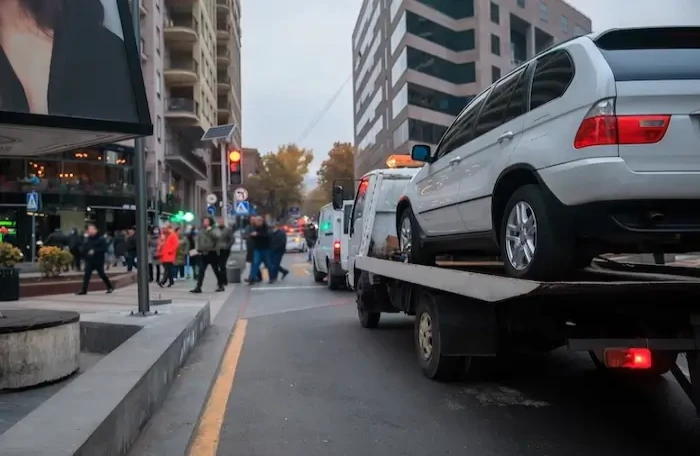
[{"xmin": 353, "ymin": 256, "xmax": 700, "ymax": 415}]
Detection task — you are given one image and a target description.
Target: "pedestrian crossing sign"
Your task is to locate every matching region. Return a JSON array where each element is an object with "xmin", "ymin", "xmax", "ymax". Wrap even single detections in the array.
[
  {"xmin": 26, "ymin": 192, "xmax": 39, "ymax": 211},
  {"xmin": 235, "ymin": 201, "xmax": 249, "ymax": 215}
]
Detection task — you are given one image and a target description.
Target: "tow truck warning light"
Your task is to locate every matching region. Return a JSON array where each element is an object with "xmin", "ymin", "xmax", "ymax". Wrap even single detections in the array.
[
  {"xmin": 386, "ymin": 154, "xmax": 424, "ymax": 169},
  {"xmin": 603, "ymin": 348, "xmax": 652, "ymax": 369}
]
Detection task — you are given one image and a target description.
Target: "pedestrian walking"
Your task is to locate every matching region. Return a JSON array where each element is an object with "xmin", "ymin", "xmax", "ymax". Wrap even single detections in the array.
[
  {"xmin": 68, "ymin": 228, "xmax": 82, "ymax": 271},
  {"xmin": 125, "ymin": 227, "xmax": 137, "ymax": 271},
  {"xmin": 158, "ymin": 226, "xmax": 179, "ymax": 287},
  {"xmin": 190, "ymin": 217, "xmax": 225, "ymax": 293},
  {"xmin": 148, "ymin": 227, "xmax": 162, "ymax": 283},
  {"xmin": 104, "ymin": 232, "xmax": 115, "ymax": 270},
  {"xmin": 270, "ymin": 222, "xmax": 289, "ymax": 280},
  {"xmin": 246, "ymin": 216, "xmax": 274, "ymax": 284},
  {"xmin": 176, "ymin": 227, "xmax": 189, "ymax": 279},
  {"xmin": 304, "ymin": 222, "xmax": 318, "ymax": 262},
  {"xmin": 217, "ymin": 217, "xmax": 234, "ymax": 285},
  {"xmin": 75, "ymin": 224, "xmax": 114, "ymax": 295}
]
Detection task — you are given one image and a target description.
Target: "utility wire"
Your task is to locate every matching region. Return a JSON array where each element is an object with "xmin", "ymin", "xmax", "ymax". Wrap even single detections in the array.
[{"xmin": 296, "ymin": 74, "xmax": 352, "ymax": 145}]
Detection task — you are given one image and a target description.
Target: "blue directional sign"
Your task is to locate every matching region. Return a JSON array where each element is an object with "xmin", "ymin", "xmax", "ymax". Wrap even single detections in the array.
[
  {"xmin": 26, "ymin": 191, "xmax": 39, "ymax": 211},
  {"xmin": 207, "ymin": 205, "xmax": 216, "ymax": 215},
  {"xmin": 235, "ymin": 201, "xmax": 249, "ymax": 215}
]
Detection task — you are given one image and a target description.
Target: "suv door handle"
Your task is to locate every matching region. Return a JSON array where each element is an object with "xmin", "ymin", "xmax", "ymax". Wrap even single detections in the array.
[
  {"xmin": 498, "ymin": 131, "xmax": 514, "ymax": 142},
  {"xmin": 449, "ymin": 156, "xmax": 462, "ymax": 165}
]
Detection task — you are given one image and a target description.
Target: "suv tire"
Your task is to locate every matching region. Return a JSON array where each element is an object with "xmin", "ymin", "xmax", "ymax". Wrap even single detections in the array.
[
  {"xmin": 398, "ymin": 206, "xmax": 434, "ymax": 265},
  {"xmin": 500, "ymin": 185, "xmax": 574, "ymax": 280}
]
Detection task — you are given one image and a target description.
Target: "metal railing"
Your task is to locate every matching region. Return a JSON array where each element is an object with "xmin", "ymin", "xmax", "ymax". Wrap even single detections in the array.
[{"xmin": 167, "ymin": 98, "xmax": 196, "ymax": 113}]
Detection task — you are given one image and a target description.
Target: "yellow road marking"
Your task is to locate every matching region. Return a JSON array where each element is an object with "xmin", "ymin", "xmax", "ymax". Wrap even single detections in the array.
[
  {"xmin": 188, "ymin": 319, "xmax": 248, "ymax": 456},
  {"xmin": 291, "ymin": 263, "xmax": 310, "ymax": 277}
]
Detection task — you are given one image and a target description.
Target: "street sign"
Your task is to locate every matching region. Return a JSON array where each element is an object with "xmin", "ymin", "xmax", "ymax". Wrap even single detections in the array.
[
  {"xmin": 206, "ymin": 193, "xmax": 218, "ymax": 205},
  {"xmin": 207, "ymin": 205, "xmax": 216, "ymax": 215},
  {"xmin": 235, "ymin": 201, "xmax": 249, "ymax": 215},
  {"xmin": 233, "ymin": 187, "xmax": 248, "ymax": 201},
  {"xmin": 26, "ymin": 192, "xmax": 39, "ymax": 211}
]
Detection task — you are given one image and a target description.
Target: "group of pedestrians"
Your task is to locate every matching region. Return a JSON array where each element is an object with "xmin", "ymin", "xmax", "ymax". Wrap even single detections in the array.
[{"xmin": 245, "ymin": 216, "xmax": 289, "ymax": 285}]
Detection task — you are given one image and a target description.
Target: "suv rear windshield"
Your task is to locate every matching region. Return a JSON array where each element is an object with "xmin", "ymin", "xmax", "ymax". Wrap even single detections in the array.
[{"xmin": 594, "ymin": 27, "xmax": 700, "ymax": 81}]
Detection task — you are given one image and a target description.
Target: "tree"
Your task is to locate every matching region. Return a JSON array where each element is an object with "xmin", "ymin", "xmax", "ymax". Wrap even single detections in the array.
[
  {"xmin": 245, "ymin": 143, "xmax": 313, "ymax": 219},
  {"xmin": 316, "ymin": 142, "xmax": 355, "ymax": 199},
  {"xmin": 302, "ymin": 186, "xmax": 327, "ymax": 217}
]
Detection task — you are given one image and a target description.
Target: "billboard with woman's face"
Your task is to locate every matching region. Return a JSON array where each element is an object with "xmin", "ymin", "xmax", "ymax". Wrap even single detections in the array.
[{"xmin": 0, "ymin": 0, "xmax": 152, "ymax": 155}]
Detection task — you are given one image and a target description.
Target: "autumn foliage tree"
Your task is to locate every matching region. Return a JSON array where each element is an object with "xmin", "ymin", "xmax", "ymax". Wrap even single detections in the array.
[
  {"xmin": 301, "ymin": 186, "xmax": 327, "ymax": 218},
  {"xmin": 245, "ymin": 144, "xmax": 313, "ymax": 219},
  {"xmin": 316, "ymin": 141, "xmax": 355, "ymax": 200}
]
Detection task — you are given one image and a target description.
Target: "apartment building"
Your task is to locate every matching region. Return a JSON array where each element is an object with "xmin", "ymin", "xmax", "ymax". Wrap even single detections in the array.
[
  {"xmin": 135, "ymin": 0, "xmax": 242, "ymax": 218},
  {"xmin": 352, "ymin": 0, "xmax": 591, "ymax": 177}
]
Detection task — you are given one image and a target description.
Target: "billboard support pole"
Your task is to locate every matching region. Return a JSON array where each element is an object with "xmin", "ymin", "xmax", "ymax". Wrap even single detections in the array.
[
  {"xmin": 220, "ymin": 142, "xmax": 228, "ymax": 221},
  {"xmin": 132, "ymin": 0, "xmax": 150, "ymax": 315}
]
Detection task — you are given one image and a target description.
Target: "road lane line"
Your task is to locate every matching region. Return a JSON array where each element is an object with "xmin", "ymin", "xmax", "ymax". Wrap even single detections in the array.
[
  {"xmin": 188, "ymin": 319, "xmax": 248, "ymax": 456},
  {"xmin": 251, "ymin": 285, "xmax": 326, "ymax": 291}
]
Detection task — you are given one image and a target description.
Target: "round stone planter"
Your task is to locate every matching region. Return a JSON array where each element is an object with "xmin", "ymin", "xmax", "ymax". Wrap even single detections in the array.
[{"xmin": 0, "ymin": 309, "xmax": 80, "ymax": 390}]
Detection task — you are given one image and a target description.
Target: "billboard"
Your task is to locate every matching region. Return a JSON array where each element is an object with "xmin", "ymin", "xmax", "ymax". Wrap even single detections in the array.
[{"xmin": 0, "ymin": 0, "xmax": 152, "ymax": 155}]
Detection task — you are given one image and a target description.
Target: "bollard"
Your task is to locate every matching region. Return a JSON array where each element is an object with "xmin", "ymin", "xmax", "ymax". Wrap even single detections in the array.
[{"xmin": 227, "ymin": 267, "xmax": 242, "ymax": 284}]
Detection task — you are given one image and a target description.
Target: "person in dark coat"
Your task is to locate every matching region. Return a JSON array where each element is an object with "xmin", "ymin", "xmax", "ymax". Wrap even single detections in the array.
[
  {"xmin": 125, "ymin": 227, "xmax": 137, "ymax": 271},
  {"xmin": 67, "ymin": 228, "xmax": 82, "ymax": 271},
  {"xmin": 246, "ymin": 216, "xmax": 273, "ymax": 284},
  {"xmin": 270, "ymin": 222, "xmax": 289, "ymax": 280},
  {"xmin": 76, "ymin": 224, "xmax": 113, "ymax": 295}
]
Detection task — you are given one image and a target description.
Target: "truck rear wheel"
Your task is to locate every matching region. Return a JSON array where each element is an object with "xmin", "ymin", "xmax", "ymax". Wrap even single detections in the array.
[
  {"xmin": 356, "ymin": 271, "xmax": 381, "ymax": 328},
  {"xmin": 414, "ymin": 291, "xmax": 463, "ymax": 381}
]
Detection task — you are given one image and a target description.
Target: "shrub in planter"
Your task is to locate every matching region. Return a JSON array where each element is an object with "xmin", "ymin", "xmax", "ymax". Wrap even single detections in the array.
[
  {"xmin": 0, "ymin": 242, "xmax": 22, "ymax": 302},
  {"xmin": 38, "ymin": 246, "xmax": 74, "ymax": 278}
]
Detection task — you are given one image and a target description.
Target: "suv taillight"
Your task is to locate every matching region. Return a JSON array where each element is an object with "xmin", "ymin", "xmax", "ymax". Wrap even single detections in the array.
[
  {"xmin": 574, "ymin": 98, "xmax": 671, "ymax": 149},
  {"xmin": 333, "ymin": 241, "xmax": 341, "ymax": 262}
]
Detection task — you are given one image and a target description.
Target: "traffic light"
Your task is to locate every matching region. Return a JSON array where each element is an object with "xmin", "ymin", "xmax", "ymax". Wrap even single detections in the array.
[{"xmin": 228, "ymin": 149, "xmax": 242, "ymax": 185}]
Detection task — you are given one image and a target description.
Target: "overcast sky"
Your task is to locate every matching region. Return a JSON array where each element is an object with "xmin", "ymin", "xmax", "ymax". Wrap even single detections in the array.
[{"xmin": 240, "ymin": 0, "xmax": 700, "ymax": 188}]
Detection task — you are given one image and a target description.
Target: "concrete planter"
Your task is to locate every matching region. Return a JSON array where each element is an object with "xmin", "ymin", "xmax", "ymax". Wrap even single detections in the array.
[{"xmin": 0, "ymin": 267, "xmax": 19, "ymax": 302}]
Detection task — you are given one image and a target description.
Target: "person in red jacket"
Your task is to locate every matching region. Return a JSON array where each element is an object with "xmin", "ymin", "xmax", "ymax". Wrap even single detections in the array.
[{"xmin": 158, "ymin": 226, "xmax": 180, "ymax": 287}]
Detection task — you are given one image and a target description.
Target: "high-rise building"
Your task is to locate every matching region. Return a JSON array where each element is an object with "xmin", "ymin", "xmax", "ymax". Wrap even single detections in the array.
[
  {"xmin": 352, "ymin": 0, "xmax": 591, "ymax": 177},
  {"xmin": 141, "ymin": 0, "xmax": 242, "ymax": 216}
]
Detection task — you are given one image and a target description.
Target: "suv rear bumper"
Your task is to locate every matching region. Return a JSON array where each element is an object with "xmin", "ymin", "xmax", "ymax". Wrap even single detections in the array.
[{"xmin": 538, "ymin": 157, "xmax": 700, "ymax": 206}]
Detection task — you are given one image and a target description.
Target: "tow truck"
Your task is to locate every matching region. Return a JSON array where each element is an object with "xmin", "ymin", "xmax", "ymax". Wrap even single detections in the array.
[{"xmin": 332, "ymin": 155, "xmax": 700, "ymax": 415}]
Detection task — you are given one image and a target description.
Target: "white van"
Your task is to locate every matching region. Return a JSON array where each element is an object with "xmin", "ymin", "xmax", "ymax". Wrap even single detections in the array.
[{"xmin": 311, "ymin": 201, "xmax": 353, "ymax": 290}]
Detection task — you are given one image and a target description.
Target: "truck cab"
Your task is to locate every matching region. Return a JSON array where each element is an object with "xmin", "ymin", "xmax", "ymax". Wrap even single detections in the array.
[{"xmin": 332, "ymin": 155, "xmax": 423, "ymax": 290}]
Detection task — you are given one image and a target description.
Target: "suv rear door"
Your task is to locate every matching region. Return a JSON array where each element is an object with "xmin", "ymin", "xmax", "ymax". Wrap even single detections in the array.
[
  {"xmin": 595, "ymin": 27, "xmax": 700, "ymax": 171},
  {"xmin": 341, "ymin": 202, "xmax": 353, "ymax": 270}
]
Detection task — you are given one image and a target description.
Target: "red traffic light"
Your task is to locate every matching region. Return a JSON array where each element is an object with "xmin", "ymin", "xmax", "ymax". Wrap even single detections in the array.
[{"xmin": 228, "ymin": 150, "xmax": 241, "ymax": 162}]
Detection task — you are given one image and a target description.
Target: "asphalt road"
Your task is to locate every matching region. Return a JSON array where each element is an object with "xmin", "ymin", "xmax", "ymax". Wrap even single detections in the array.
[{"xmin": 134, "ymin": 253, "xmax": 700, "ymax": 456}]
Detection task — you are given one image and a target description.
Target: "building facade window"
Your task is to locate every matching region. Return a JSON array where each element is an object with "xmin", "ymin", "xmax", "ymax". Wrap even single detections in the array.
[
  {"xmin": 560, "ymin": 15, "xmax": 568, "ymax": 33},
  {"xmin": 490, "ymin": 2, "xmax": 499, "ymax": 24},
  {"xmin": 392, "ymin": 83, "xmax": 408, "ymax": 118},
  {"xmin": 156, "ymin": 116, "xmax": 162, "ymax": 143},
  {"xmin": 573, "ymin": 25, "xmax": 587, "ymax": 36},
  {"xmin": 539, "ymin": 1, "xmax": 548, "ymax": 22},
  {"xmin": 491, "ymin": 34, "xmax": 500, "ymax": 55},
  {"xmin": 517, "ymin": 0, "xmax": 525, "ymax": 6},
  {"xmin": 407, "ymin": 83, "xmax": 473, "ymax": 116},
  {"xmin": 156, "ymin": 71, "xmax": 161, "ymax": 98},
  {"xmin": 391, "ymin": 47, "xmax": 407, "ymax": 87},
  {"xmin": 408, "ymin": 119, "xmax": 447, "ymax": 144},
  {"xmin": 415, "ymin": 0, "xmax": 474, "ymax": 19},
  {"xmin": 406, "ymin": 11, "xmax": 475, "ymax": 51},
  {"xmin": 391, "ymin": 12, "xmax": 406, "ymax": 54},
  {"xmin": 492, "ymin": 66, "xmax": 501, "ymax": 82},
  {"xmin": 406, "ymin": 47, "xmax": 476, "ymax": 84},
  {"xmin": 393, "ymin": 119, "xmax": 409, "ymax": 147}
]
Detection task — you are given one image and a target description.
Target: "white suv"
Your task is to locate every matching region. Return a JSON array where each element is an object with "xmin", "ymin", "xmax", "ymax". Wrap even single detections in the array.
[{"xmin": 397, "ymin": 27, "xmax": 700, "ymax": 280}]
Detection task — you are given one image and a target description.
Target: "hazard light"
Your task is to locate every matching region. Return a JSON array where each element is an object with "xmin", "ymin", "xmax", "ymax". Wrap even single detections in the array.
[
  {"xmin": 386, "ymin": 154, "xmax": 424, "ymax": 168},
  {"xmin": 603, "ymin": 348, "xmax": 652, "ymax": 369}
]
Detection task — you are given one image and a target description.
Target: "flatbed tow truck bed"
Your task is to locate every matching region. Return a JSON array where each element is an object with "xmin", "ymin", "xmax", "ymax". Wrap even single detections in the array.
[{"xmin": 352, "ymin": 255, "xmax": 700, "ymax": 416}]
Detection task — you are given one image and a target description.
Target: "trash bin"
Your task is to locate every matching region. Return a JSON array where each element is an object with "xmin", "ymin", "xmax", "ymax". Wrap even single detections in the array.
[
  {"xmin": 226, "ymin": 251, "xmax": 247, "ymax": 284},
  {"xmin": 227, "ymin": 267, "xmax": 242, "ymax": 283}
]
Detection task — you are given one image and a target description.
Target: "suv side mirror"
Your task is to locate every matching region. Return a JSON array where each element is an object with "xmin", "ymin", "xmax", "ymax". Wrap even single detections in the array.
[
  {"xmin": 332, "ymin": 185, "xmax": 344, "ymax": 210},
  {"xmin": 411, "ymin": 144, "xmax": 432, "ymax": 162}
]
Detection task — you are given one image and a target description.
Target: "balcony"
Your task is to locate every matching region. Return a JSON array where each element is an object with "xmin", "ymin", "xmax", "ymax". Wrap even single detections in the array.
[
  {"xmin": 165, "ymin": 146, "xmax": 207, "ymax": 181},
  {"xmin": 165, "ymin": 98, "xmax": 199, "ymax": 123},
  {"xmin": 164, "ymin": 61, "xmax": 198, "ymax": 86},
  {"xmin": 216, "ymin": 49, "xmax": 230, "ymax": 67},
  {"xmin": 217, "ymin": 27, "xmax": 230, "ymax": 41},
  {"xmin": 216, "ymin": 0, "xmax": 230, "ymax": 14},
  {"xmin": 164, "ymin": 18, "xmax": 197, "ymax": 47},
  {"xmin": 217, "ymin": 97, "xmax": 231, "ymax": 116},
  {"xmin": 217, "ymin": 73, "xmax": 231, "ymax": 93}
]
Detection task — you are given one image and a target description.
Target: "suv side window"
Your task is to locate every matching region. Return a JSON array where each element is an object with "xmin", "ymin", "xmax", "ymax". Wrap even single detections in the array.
[
  {"xmin": 529, "ymin": 50, "xmax": 575, "ymax": 111},
  {"xmin": 435, "ymin": 88, "xmax": 491, "ymax": 159},
  {"xmin": 350, "ymin": 179, "xmax": 368, "ymax": 233},
  {"xmin": 473, "ymin": 67, "xmax": 526, "ymax": 138}
]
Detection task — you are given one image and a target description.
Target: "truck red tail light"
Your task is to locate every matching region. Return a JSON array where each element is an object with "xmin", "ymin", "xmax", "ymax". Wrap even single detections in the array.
[
  {"xmin": 333, "ymin": 241, "xmax": 341, "ymax": 262},
  {"xmin": 603, "ymin": 348, "xmax": 652, "ymax": 369},
  {"xmin": 574, "ymin": 98, "xmax": 671, "ymax": 149}
]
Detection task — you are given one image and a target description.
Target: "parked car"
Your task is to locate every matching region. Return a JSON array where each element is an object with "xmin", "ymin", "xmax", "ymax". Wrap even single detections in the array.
[
  {"xmin": 397, "ymin": 26, "xmax": 700, "ymax": 281},
  {"xmin": 285, "ymin": 230, "xmax": 307, "ymax": 252},
  {"xmin": 312, "ymin": 201, "xmax": 353, "ymax": 289}
]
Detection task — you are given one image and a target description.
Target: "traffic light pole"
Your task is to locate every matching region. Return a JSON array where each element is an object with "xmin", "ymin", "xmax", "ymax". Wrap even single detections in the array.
[{"xmin": 220, "ymin": 142, "xmax": 228, "ymax": 222}]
